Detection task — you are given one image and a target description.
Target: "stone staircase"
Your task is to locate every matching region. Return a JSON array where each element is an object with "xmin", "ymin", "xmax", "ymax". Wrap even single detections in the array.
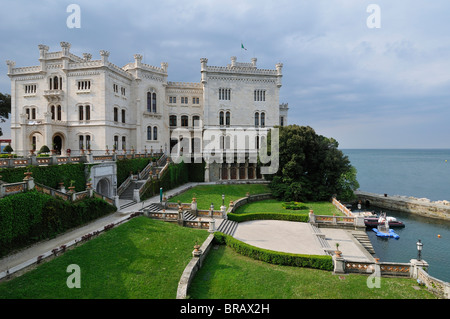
[
  {"xmin": 310, "ymin": 224, "xmax": 334, "ymax": 256},
  {"xmin": 183, "ymin": 211, "xmax": 197, "ymax": 221},
  {"xmin": 351, "ymin": 231, "xmax": 376, "ymax": 255},
  {"xmin": 217, "ymin": 219, "xmax": 239, "ymax": 236},
  {"xmin": 141, "ymin": 202, "xmax": 163, "ymax": 212},
  {"xmin": 118, "ymin": 156, "xmax": 167, "ymax": 208}
]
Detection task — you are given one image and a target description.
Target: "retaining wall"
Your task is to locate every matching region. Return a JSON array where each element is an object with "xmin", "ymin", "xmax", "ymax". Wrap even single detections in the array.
[{"xmin": 354, "ymin": 191, "xmax": 450, "ymax": 221}]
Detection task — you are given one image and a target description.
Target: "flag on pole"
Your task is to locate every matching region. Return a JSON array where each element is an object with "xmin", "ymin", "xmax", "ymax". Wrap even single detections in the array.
[{"xmin": 241, "ymin": 43, "xmax": 247, "ymax": 51}]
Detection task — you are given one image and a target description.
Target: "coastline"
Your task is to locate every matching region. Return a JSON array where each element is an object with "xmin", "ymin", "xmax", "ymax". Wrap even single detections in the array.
[{"xmin": 354, "ymin": 190, "xmax": 450, "ymax": 221}]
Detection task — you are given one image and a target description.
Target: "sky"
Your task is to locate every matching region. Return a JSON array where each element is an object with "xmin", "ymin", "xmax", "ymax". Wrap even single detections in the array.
[{"xmin": 1, "ymin": 0, "xmax": 449, "ymax": 149}]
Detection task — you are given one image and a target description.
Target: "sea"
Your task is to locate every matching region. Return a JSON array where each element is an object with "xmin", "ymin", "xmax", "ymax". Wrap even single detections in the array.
[{"xmin": 343, "ymin": 149, "xmax": 450, "ymax": 283}]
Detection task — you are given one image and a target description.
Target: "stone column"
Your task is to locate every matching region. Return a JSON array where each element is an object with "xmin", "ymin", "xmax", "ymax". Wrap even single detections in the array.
[
  {"xmin": 332, "ymin": 255, "xmax": 345, "ymax": 274},
  {"xmin": 209, "ymin": 220, "xmax": 215, "ymax": 233},
  {"xmin": 308, "ymin": 210, "xmax": 316, "ymax": 224},
  {"xmin": 410, "ymin": 259, "xmax": 429, "ymax": 279},
  {"xmin": 204, "ymin": 162, "xmax": 210, "ymax": 182}
]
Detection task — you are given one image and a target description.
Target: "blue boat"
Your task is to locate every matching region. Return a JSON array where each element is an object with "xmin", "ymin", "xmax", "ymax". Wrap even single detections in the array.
[{"xmin": 372, "ymin": 227, "xmax": 400, "ymax": 239}]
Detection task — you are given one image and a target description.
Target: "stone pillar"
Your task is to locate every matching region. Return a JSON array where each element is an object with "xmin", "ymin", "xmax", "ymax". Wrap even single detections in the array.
[
  {"xmin": 308, "ymin": 210, "xmax": 316, "ymax": 224},
  {"xmin": 209, "ymin": 220, "xmax": 215, "ymax": 233},
  {"xmin": 114, "ymin": 195, "xmax": 120, "ymax": 208},
  {"xmin": 410, "ymin": 259, "xmax": 429, "ymax": 279},
  {"xmin": 332, "ymin": 255, "xmax": 345, "ymax": 274},
  {"xmin": 133, "ymin": 189, "xmax": 140, "ymax": 203},
  {"xmin": 191, "ymin": 198, "xmax": 198, "ymax": 216},
  {"xmin": 355, "ymin": 215, "xmax": 365, "ymax": 229},
  {"xmin": 204, "ymin": 162, "xmax": 210, "ymax": 182},
  {"xmin": 221, "ymin": 205, "xmax": 227, "ymax": 219}
]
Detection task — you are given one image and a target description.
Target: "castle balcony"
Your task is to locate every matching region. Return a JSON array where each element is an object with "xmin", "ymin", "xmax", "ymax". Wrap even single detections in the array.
[{"xmin": 43, "ymin": 89, "xmax": 64, "ymax": 102}]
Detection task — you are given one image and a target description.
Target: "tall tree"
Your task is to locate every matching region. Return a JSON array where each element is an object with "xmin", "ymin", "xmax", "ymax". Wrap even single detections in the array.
[
  {"xmin": 267, "ymin": 125, "xmax": 359, "ymax": 202},
  {"xmin": 0, "ymin": 92, "xmax": 11, "ymax": 137}
]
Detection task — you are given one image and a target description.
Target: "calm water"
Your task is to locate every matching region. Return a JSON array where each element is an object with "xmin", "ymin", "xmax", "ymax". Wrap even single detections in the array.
[{"xmin": 343, "ymin": 149, "xmax": 450, "ymax": 282}]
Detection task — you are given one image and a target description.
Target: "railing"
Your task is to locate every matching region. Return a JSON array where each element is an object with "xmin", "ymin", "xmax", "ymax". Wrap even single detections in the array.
[
  {"xmin": 332, "ymin": 197, "xmax": 353, "ymax": 216},
  {"xmin": 117, "ymin": 174, "xmax": 134, "ymax": 196},
  {"xmin": 417, "ymin": 267, "xmax": 450, "ymax": 299},
  {"xmin": 0, "ymin": 152, "xmax": 164, "ymax": 169},
  {"xmin": 0, "ymin": 181, "xmax": 28, "ymax": 198}
]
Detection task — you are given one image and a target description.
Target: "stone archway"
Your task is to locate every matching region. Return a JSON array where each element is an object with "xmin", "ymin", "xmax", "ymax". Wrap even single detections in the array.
[
  {"xmin": 52, "ymin": 134, "xmax": 63, "ymax": 155},
  {"xmin": 96, "ymin": 178, "xmax": 111, "ymax": 198}
]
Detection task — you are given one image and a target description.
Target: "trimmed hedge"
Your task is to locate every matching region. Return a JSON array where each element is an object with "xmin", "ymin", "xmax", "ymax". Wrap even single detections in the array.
[
  {"xmin": 227, "ymin": 212, "xmax": 309, "ymax": 223},
  {"xmin": 116, "ymin": 157, "xmax": 152, "ymax": 186},
  {"xmin": 140, "ymin": 161, "xmax": 190, "ymax": 201},
  {"xmin": 0, "ymin": 190, "xmax": 116, "ymax": 257},
  {"xmin": 0, "ymin": 163, "xmax": 86, "ymax": 192},
  {"xmin": 214, "ymin": 232, "xmax": 333, "ymax": 271}
]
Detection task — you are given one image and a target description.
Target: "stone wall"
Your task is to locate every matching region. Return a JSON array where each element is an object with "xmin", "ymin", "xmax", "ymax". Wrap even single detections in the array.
[{"xmin": 355, "ymin": 191, "xmax": 450, "ymax": 221}]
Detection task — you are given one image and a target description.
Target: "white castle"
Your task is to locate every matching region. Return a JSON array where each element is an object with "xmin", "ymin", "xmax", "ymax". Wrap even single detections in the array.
[{"xmin": 6, "ymin": 42, "xmax": 288, "ymax": 181}]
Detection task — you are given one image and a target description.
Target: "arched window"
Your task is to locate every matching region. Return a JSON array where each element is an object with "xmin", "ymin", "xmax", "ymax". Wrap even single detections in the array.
[
  {"xmin": 181, "ymin": 115, "xmax": 188, "ymax": 127},
  {"xmin": 114, "ymin": 107, "xmax": 118, "ymax": 122},
  {"xmin": 49, "ymin": 78, "xmax": 53, "ymax": 90},
  {"xmin": 147, "ymin": 92, "xmax": 152, "ymax": 112},
  {"xmin": 193, "ymin": 115, "xmax": 200, "ymax": 127},
  {"xmin": 79, "ymin": 105, "xmax": 84, "ymax": 121},
  {"xmin": 51, "ymin": 105, "xmax": 55, "ymax": 120},
  {"xmin": 122, "ymin": 136, "xmax": 126, "ymax": 150},
  {"xmin": 152, "ymin": 93, "xmax": 157, "ymax": 113},
  {"xmin": 86, "ymin": 135, "xmax": 91, "ymax": 149},
  {"xmin": 219, "ymin": 111, "xmax": 224, "ymax": 126},
  {"xmin": 153, "ymin": 127, "xmax": 158, "ymax": 141},
  {"xmin": 225, "ymin": 111, "xmax": 230, "ymax": 126},
  {"xmin": 260, "ymin": 112, "xmax": 265, "ymax": 127},
  {"xmin": 169, "ymin": 115, "xmax": 177, "ymax": 127},
  {"xmin": 114, "ymin": 136, "xmax": 119, "ymax": 150},
  {"xmin": 121, "ymin": 109, "xmax": 126, "ymax": 123},
  {"xmin": 79, "ymin": 135, "xmax": 84, "ymax": 149},
  {"xmin": 147, "ymin": 126, "xmax": 152, "ymax": 140},
  {"xmin": 53, "ymin": 76, "xmax": 59, "ymax": 90},
  {"xmin": 57, "ymin": 105, "xmax": 61, "ymax": 121},
  {"xmin": 85, "ymin": 105, "xmax": 90, "ymax": 121},
  {"xmin": 32, "ymin": 108, "xmax": 36, "ymax": 120},
  {"xmin": 255, "ymin": 112, "xmax": 259, "ymax": 127}
]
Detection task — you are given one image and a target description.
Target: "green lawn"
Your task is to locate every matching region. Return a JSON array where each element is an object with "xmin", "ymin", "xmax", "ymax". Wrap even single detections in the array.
[
  {"xmin": 234, "ymin": 199, "xmax": 342, "ymax": 216},
  {"xmin": 188, "ymin": 245, "xmax": 436, "ymax": 299},
  {"xmin": 0, "ymin": 217, "xmax": 209, "ymax": 299},
  {"xmin": 168, "ymin": 184, "xmax": 271, "ymax": 210}
]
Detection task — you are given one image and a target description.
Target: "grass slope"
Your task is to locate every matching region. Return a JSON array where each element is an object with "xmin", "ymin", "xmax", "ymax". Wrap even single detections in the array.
[{"xmin": 0, "ymin": 217, "xmax": 209, "ymax": 299}]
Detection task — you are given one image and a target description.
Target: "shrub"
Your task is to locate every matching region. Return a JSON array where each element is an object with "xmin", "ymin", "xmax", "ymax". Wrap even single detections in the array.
[
  {"xmin": 3, "ymin": 144, "xmax": 13, "ymax": 153},
  {"xmin": 0, "ymin": 191, "xmax": 116, "ymax": 257},
  {"xmin": 214, "ymin": 232, "xmax": 333, "ymax": 271},
  {"xmin": 38, "ymin": 145, "xmax": 51, "ymax": 154},
  {"xmin": 0, "ymin": 163, "xmax": 86, "ymax": 192},
  {"xmin": 281, "ymin": 201, "xmax": 309, "ymax": 210}
]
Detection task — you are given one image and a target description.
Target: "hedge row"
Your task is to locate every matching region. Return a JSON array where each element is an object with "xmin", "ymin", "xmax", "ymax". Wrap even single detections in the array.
[
  {"xmin": 214, "ymin": 232, "xmax": 333, "ymax": 271},
  {"xmin": 0, "ymin": 163, "xmax": 86, "ymax": 192},
  {"xmin": 140, "ymin": 161, "xmax": 201, "ymax": 201},
  {"xmin": 0, "ymin": 191, "xmax": 116, "ymax": 257},
  {"xmin": 227, "ymin": 212, "xmax": 309, "ymax": 223},
  {"xmin": 116, "ymin": 157, "xmax": 152, "ymax": 186}
]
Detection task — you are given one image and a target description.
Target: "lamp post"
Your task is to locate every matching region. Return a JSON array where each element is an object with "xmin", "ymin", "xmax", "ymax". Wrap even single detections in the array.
[
  {"xmin": 416, "ymin": 239, "xmax": 423, "ymax": 261},
  {"xmin": 222, "ymin": 194, "xmax": 225, "ymax": 207},
  {"xmin": 210, "ymin": 203, "xmax": 214, "ymax": 211}
]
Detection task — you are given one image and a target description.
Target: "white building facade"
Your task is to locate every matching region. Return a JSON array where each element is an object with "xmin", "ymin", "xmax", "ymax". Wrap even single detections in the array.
[{"xmin": 6, "ymin": 42, "xmax": 288, "ymax": 181}]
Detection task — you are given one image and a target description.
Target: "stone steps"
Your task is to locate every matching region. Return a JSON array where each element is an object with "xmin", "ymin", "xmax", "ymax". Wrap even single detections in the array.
[
  {"xmin": 217, "ymin": 219, "xmax": 239, "ymax": 236},
  {"xmin": 352, "ymin": 232, "xmax": 376, "ymax": 255}
]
